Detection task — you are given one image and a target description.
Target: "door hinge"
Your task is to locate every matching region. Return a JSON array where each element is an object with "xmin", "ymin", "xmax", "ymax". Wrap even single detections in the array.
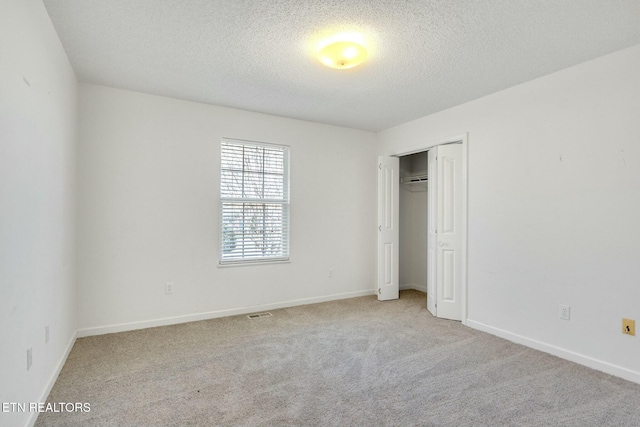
[
  {"xmin": 379, "ymin": 163, "xmax": 382, "ymax": 169},
  {"xmin": 378, "ymin": 288, "xmax": 381, "ymax": 295}
]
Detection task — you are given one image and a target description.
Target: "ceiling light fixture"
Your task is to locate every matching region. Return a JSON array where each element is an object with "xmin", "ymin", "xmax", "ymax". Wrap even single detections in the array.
[{"xmin": 316, "ymin": 33, "xmax": 367, "ymax": 70}]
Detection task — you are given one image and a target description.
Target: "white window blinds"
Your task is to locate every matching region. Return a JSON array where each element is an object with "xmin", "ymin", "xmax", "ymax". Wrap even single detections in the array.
[{"xmin": 220, "ymin": 139, "xmax": 290, "ymax": 264}]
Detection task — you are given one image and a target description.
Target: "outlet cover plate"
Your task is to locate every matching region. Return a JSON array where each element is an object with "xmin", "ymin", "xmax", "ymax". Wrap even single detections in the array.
[
  {"xmin": 622, "ymin": 318, "xmax": 635, "ymax": 336},
  {"xmin": 559, "ymin": 304, "xmax": 570, "ymax": 320}
]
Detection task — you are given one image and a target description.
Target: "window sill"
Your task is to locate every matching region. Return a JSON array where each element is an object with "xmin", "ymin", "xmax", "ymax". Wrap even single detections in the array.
[{"xmin": 218, "ymin": 259, "xmax": 291, "ymax": 268}]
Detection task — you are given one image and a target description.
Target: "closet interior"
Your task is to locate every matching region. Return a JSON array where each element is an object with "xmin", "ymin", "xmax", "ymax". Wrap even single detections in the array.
[{"xmin": 399, "ymin": 151, "xmax": 428, "ymax": 294}]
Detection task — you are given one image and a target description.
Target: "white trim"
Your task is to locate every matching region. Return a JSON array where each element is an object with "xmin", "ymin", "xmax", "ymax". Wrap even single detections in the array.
[
  {"xmin": 460, "ymin": 134, "xmax": 468, "ymax": 324},
  {"xmin": 218, "ymin": 259, "xmax": 291, "ymax": 268},
  {"xmin": 393, "ymin": 133, "xmax": 468, "ymax": 157},
  {"xmin": 77, "ymin": 289, "xmax": 376, "ymax": 337},
  {"xmin": 467, "ymin": 319, "xmax": 640, "ymax": 385},
  {"xmin": 221, "ymin": 137, "xmax": 291, "ymax": 149},
  {"xmin": 391, "ymin": 133, "xmax": 469, "ymax": 324},
  {"xmin": 27, "ymin": 331, "xmax": 77, "ymax": 427}
]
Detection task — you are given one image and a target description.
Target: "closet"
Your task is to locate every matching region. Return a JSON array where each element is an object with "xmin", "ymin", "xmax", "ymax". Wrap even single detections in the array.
[
  {"xmin": 398, "ymin": 151, "xmax": 428, "ymax": 296},
  {"xmin": 378, "ymin": 141, "xmax": 464, "ymax": 319}
]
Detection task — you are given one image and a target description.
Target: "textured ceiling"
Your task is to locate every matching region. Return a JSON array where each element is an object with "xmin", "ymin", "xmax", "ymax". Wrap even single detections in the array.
[{"xmin": 43, "ymin": 0, "xmax": 640, "ymax": 132}]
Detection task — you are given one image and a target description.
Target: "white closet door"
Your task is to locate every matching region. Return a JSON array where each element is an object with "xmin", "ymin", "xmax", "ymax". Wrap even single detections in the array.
[
  {"xmin": 427, "ymin": 148, "xmax": 438, "ymax": 316},
  {"xmin": 377, "ymin": 156, "xmax": 399, "ymax": 301},
  {"xmin": 435, "ymin": 144, "xmax": 463, "ymax": 320}
]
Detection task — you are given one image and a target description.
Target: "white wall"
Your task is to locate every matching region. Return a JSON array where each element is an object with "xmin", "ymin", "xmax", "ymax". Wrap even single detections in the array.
[
  {"xmin": 77, "ymin": 83, "xmax": 377, "ymax": 333},
  {"xmin": 0, "ymin": 1, "xmax": 78, "ymax": 426},
  {"xmin": 379, "ymin": 44, "xmax": 640, "ymax": 382},
  {"xmin": 399, "ymin": 186, "xmax": 413, "ymax": 287},
  {"xmin": 399, "ymin": 187, "xmax": 428, "ymax": 292},
  {"xmin": 409, "ymin": 189, "xmax": 427, "ymax": 292}
]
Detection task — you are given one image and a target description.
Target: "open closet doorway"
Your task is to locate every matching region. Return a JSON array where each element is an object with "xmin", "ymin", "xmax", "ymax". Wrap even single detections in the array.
[
  {"xmin": 399, "ymin": 151, "xmax": 429, "ymax": 298},
  {"xmin": 377, "ymin": 136, "xmax": 467, "ymax": 322}
]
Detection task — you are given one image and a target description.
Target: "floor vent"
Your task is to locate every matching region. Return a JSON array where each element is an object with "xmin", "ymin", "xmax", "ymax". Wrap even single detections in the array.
[{"xmin": 247, "ymin": 312, "xmax": 272, "ymax": 319}]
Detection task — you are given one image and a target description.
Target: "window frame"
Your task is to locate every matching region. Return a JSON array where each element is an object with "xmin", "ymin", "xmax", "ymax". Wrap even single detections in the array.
[{"xmin": 219, "ymin": 138, "xmax": 290, "ymax": 266}]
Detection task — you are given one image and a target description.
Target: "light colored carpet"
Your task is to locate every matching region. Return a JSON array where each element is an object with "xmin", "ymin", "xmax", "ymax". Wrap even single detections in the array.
[{"xmin": 36, "ymin": 290, "xmax": 640, "ymax": 426}]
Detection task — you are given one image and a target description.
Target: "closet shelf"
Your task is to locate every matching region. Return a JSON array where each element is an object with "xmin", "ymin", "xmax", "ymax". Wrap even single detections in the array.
[
  {"xmin": 401, "ymin": 174, "xmax": 428, "ymax": 192},
  {"xmin": 400, "ymin": 174, "xmax": 428, "ymax": 185}
]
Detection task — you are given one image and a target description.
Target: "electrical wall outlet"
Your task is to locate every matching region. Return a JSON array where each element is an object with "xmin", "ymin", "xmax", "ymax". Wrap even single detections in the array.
[
  {"xmin": 622, "ymin": 318, "xmax": 635, "ymax": 336},
  {"xmin": 45, "ymin": 325, "xmax": 49, "ymax": 344},
  {"xmin": 165, "ymin": 282, "xmax": 174, "ymax": 294},
  {"xmin": 27, "ymin": 348, "xmax": 32, "ymax": 371},
  {"xmin": 559, "ymin": 304, "xmax": 570, "ymax": 320}
]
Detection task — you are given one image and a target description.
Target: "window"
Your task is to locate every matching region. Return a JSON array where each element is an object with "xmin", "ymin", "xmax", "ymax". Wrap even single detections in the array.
[{"xmin": 220, "ymin": 139, "xmax": 290, "ymax": 264}]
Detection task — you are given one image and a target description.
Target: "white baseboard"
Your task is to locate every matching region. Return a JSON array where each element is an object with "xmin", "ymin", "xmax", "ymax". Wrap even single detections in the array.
[
  {"xmin": 77, "ymin": 289, "xmax": 377, "ymax": 337},
  {"xmin": 400, "ymin": 283, "xmax": 427, "ymax": 293},
  {"xmin": 466, "ymin": 319, "xmax": 640, "ymax": 385},
  {"xmin": 26, "ymin": 331, "xmax": 77, "ymax": 427}
]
